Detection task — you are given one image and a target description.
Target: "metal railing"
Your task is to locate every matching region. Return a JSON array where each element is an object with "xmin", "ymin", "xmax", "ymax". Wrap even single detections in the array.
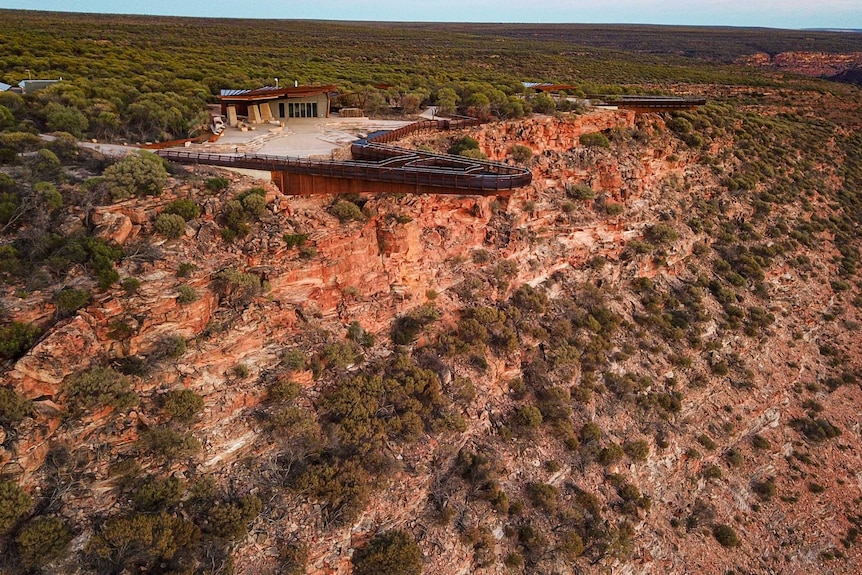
[{"xmin": 157, "ymin": 116, "xmax": 532, "ymax": 193}]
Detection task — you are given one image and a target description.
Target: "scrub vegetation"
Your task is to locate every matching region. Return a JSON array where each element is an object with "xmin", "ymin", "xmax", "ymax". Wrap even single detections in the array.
[{"xmin": 0, "ymin": 9, "xmax": 861, "ymax": 575}]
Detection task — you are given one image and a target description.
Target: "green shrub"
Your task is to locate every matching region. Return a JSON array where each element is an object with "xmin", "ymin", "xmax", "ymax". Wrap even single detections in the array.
[
  {"xmin": 391, "ymin": 305, "xmax": 440, "ymax": 345},
  {"xmin": 86, "ymin": 512, "xmax": 200, "ymax": 571},
  {"xmin": 64, "ymin": 366, "xmax": 138, "ymax": 415},
  {"xmin": 291, "ymin": 458, "xmax": 370, "ymax": 525},
  {"xmin": 509, "ymin": 144, "xmax": 532, "ymax": 163},
  {"xmin": 283, "ymin": 233, "xmax": 308, "ymax": 248},
  {"xmin": 163, "ymin": 198, "xmax": 200, "ymax": 221},
  {"xmin": 566, "ymin": 183, "xmax": 596, "ymax": 200},
  {"xmin": 154, "ymin": 212, "xmax": 187, "ymax": 239},
  {"xmin": 752, "ymin": 477, "xmax": 776, "ymax": 500},
  {"xmin": 510, "ymin": 284, "xmax": 549, "ymax": 313},
  {"xmin": 140, "ymin": 427, "xmax": 201, "ymax": 459},
  {"xmin": 156, "ymin": 335, "xmax": 187, "ymax": 359},
  {"xmin": 28, "ymin": 148, "xmax": 63, "ymax": 181},
  {"xmin": 54, "ymin": 287, "xmax": 90, "ymax": 315},
  {"xmin": 267, "ymin": 378, "xmax": 300, "ymax": 403},
  {"xmin": 212, "ymin": 268, "xmax": 261, "ymax": 306},
  {"xmin": 645, "ymin": 223, "xmax": 680, "ymax": 245},
  {"xmin": 121, "ymin": 277, "xmax": 141, "ymax": 294},
  {"xmin": 527, "ymin": 482, "xmax": 558, "ymax": 512},
  {"xmin": 161, "ymin": 389, "xmax": 204, "ymax": 422},
  {"xmin": 0, "ymin": 480, "xmax": 33, "ymax": 533},
  {"xmin": 352, "ymin": 530, "xmax": 422, "ymax": 575},
  {"xmin": 703, "ymin": 464, "xmax": 723, "ymax": 479},
  {"xmin": 790, "ymin": 417, "xmax": 842, "ymax": 442},
  {"xmin": 132, "ymin": 476, "xmax": 185, "ymax": 512},
  {"xmin": 514, "ymin": 405, "xmax": 543, "ymax": 430},
  {"xmin": 448, "ymin": 136, "xmax": 480, "ymax": 155},
  {"xmin": 103, "ymin": 151, "xmax": 168, "ymax": 199},
  {"xmin": 176, "ymin": 262, "xmax": 197, "ymax": 277},
  {"xmin": 598, "ymin": 442, "xmax": 625, "ymax": 465},
  {"xmin": 0, "ymin": 321, "xmax": 40, "ymax": 360},
  {"xmin": 241, "ymin": 191, "xmax": 267, "ymax": 219},
  {"xmin": 558, "ymin": 529, "xmax": 584, "ymax": 560},
  {"xmin": 459, "ymin": 148, "xmax": 488, "ymax": 160},
  {"xmin": 580, "ymin": 132, "xmax": 610, "ymax": 148},
  {"xmin": 712, "ymin": 524, "xmax": 741, "ymax": 548},
  {"xmin": 176, "ymin": 285, "xmax": 198, "ymax": 304},
  {"xmin": 204, "ymin": 495, "xmax": 262, "ymax": 540},
  {"xmin": 330, "ymin": 199, "xmax": 365, "ymax": 223},
  {"xmin": 35, "ymin": 181, "xmax": 63, "ymax": 210},
  {"xmin": 750, "ymin": 434, "xmax": 770, "ymax": 449},
  {"xmin": 16, "ymin": 516, "xmax": 72, "ymax": 567},
  {"xmin": 0, "ymin": 386, "xmax": 32, "ymax": 424},
  {"xmin": 696, "ymin": 434, "xmax": 717, "ymax": 450},
  {"xmin": 623, "ymin": 439, "xmax": 650, "ymax": 461},
  {"xmin": 205, "ymin": 176, "xmax": 230, "ymax": 192},
  {"xmin": 281, "ymin": 349, "xmax": 307, "ymax": 371}
]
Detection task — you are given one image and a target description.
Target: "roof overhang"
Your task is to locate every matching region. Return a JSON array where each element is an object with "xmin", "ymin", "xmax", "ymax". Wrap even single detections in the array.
[{"xmin": 219, "ymin": 85, "xmax": 338, "ymax": 103}]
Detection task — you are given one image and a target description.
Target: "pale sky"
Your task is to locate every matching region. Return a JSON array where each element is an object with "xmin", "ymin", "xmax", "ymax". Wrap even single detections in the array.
[{"xmin": 0, "ymin": 0, "xmax": 860, "ymax": 29}]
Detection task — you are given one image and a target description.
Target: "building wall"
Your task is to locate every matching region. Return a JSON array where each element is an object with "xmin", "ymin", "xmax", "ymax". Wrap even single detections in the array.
[{"xmin": 267, "ymin": 93, "xmax": 330, "ymax": 119}]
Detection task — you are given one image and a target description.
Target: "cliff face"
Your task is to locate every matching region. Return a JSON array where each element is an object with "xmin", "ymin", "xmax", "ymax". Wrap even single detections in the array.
[{"xmin": 2, "ymin": 107, "xmax": 862, "ymax": 575}]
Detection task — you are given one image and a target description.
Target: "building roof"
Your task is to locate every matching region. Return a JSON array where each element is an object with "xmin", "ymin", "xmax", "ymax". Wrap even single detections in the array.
[
  {"xmin": 218, "ymin": 85, "xmax": 338, "ymax": 102},
  {"xmin": 0, "ymin": 82, "xmax": 11, "ymax": 91},
  {"xmin": 523, "ymin": 82, "xmax": 579, "ymax": 92}
]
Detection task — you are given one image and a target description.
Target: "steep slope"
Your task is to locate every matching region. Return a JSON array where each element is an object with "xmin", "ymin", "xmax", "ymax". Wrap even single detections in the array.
[{"xmin": 1, "ymin": 102, "xmax": 861, "ymax": 575}]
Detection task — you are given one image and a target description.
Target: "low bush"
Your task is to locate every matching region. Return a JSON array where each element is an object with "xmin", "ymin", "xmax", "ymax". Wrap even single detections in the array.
[
  {"xmin": 509, "ymin": 144, "xmax": 532, "ymax": 163},
  {"xmin": 205, "ymin": 176, "xmax": 230, "ymax": 192},
  {"xmin": 283, "ymin": 233, "xmax": 308, "ymax": 248},
  {"xmin": 291, "ymin": 457, "xmax": 370, "ymax": 525},
  {"xmin": 580, "ymin": 132, "xmax": 610, "ymax": 148},
  {"xmin": 212, "ymin": 268, "xmax": 261, "ymax": 306},
  {"xmin": 712, "ymin": 524, "xmax": 741, "ymax": 548},
  {"xmin": 0, "ymin": 386, "xmax": 32, "ymax": 425},
  {"xmin": 352, "ymin": 530, "xmax": 422, "ymax": 575},
  {"xmin": 54, "ymin": 287, "xmax": 90, "ymax": 315},
  {"xmin": 0, "ymin": 480, "xmax": 33, "ymax": 533},
  {"xmin": 0, "ymin": 321, "xmax": 40, "ymax": 360},
  {"xmin": 176, "ymin": 285, "xmax": 198, "ymax": 304},
  {"xmin": 16, "ymin": 515, "xmax": 72, "ymax": 568},
  {"xmin": 204, "ymin": 495, "xmax": 262, "ymax": 540},
  {"xmin": 132, "ymin": 475, "xmax": 185, "ymax": 512},
  {"xmin": 566, "ymin": 183, "xmax": 596, "ymax": 200},
  {"xmin": 163, "ymin": 198, "xmax": 200, "ymax": 221},
  {"xmin": 623, "ymin": 439, "xmax": 650, "ymax": 461},
  {"xmin": 154, "ymin": 212, "xmax": 187, "ymax": 239},
  {"xmin": 161, "ymin": 389, "xmax": 204, "ymax": 422},
  {"xmin": 330, "ymin": 199, "xmax": 365, "ymax": 223},
  {"xmin": 63, "ymin": 366, "xmax": 138, "ymax": 415},
  {"xmin": 448, "ymin": 136, "xmax": 480, "ymax": 156},
  {"xmin": 86, "ymin": 512, "xmax": 200, "ymax": 571},
  {"xmin": 140, "ymin": 427, "xmax": 201, "ymax": 459}
]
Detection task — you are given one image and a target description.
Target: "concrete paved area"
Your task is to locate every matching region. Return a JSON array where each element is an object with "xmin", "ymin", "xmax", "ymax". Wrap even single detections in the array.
[{"xmin": 192, "ymin": 116, "xmax": 413, "ymax": 159}]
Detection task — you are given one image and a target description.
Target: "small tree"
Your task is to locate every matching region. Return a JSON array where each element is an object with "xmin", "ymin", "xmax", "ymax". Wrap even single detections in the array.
[
  {"xmin": 352, "ymin": 530, "xmax": 422, "ymax": 575},
  {"xmin": 103, "ymin": 151, "xmax": 168, "ymax": 200},
  {"xmin": 63, "ymin": 366, "xmax": 138, "ymax": 415},
  {"xmin": 154, "ymin": 212, "xmax": 186, "ymax": 239},
  {"xmin": 163, "ymin": 198, "xmax": 200, "ymax": 221},
  {"xmin": 0, "ymin": 480, "xmax": 33, "ymax": 533},
  {"xmin": 0, "ymin": 321, "xmax": 41, "ymax": 360},
  {"xmin": 712, "ymin": 524, "xmax": 741, "ymax": 548},
  {"xmin": 161, "ymin": 389, "xmax": 204, "ymax": 422},
  {"xmin": 16, "ymin": 516, "xmax": 73, "ymax": 567}
]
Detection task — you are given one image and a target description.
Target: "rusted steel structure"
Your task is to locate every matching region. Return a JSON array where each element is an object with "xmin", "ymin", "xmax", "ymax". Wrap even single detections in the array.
[
  {"xmin": 157, "ymin": 117, "xmax": 533, "ymax": 197},
  {"xmin": 589, "ymin": 95, "xmax": 706, "ymax": 112}
]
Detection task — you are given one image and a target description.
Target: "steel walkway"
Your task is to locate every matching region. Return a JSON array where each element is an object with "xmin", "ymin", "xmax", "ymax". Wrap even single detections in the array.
[{"xmin": 156, "ymin": 117, "xmax": 532, "ymax": 196}]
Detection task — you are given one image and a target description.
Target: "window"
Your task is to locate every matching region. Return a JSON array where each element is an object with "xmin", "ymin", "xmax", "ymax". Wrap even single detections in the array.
[{"xmin": 286, "ymin": 101, "xmax": 319, "ymax": 118}]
